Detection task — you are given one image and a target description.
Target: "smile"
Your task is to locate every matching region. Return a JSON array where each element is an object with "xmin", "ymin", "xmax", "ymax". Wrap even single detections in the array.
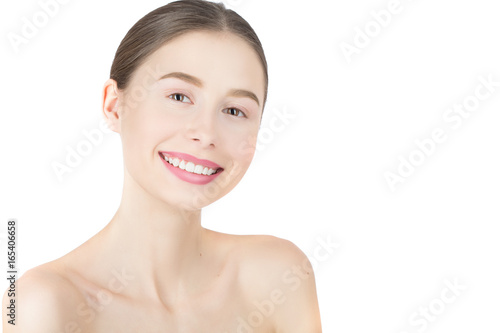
[{"xmin": 159, "ymin": 151, "xmax": 224, "ymax": 185}]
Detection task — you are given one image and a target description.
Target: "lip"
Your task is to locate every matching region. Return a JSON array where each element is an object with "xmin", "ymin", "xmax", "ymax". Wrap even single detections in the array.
[{"xmin": 158, "ymin": 151, "xmax": 224, "ymax": 185}]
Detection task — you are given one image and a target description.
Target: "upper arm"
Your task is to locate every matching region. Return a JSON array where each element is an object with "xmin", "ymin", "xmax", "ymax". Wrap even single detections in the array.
[
  {"xmin": 270, "ymin": 239, "xmax": 322, "ymax": 333},
  {"xmin": 240, "ymin": 236, "xmax": 322, "ymax": 332},
  {"xmin": 2, "ymin": 268, "xmax": 78, "ymax": 332}
]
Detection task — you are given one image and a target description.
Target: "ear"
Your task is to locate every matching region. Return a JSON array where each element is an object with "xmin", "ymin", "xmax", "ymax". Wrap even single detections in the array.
[{"xmin": 102, "ymin": 78, "xmax": 121, "ymax": 133}]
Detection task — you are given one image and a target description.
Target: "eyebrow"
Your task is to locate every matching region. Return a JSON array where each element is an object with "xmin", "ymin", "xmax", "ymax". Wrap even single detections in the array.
[{"xmin": 158, "ymin": 72, "xmax": 260, "ymax": 107}]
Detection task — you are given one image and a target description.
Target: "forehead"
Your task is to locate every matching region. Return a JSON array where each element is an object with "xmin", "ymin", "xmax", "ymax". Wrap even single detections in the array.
[{"xmin": 136, "ymin": 30, "xmax": 265, "ymax": 99}]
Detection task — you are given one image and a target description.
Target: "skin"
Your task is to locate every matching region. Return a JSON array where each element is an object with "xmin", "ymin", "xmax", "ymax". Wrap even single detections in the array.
[{"xmin": 2, "ymin": 30, "xmax": 322, "ymax": 332}]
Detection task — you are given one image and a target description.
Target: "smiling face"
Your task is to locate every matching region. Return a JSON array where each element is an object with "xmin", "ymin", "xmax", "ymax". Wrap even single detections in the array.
[{"xmin": 104, "ymin": 30, "xmax": 266, "ymax": 211}]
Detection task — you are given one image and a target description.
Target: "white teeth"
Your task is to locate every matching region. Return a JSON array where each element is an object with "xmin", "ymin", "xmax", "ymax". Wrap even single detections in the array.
[
  {"xmin": 162, "ymin": 154, "xmax": 219, "ymax": 176},
  {"xmin": 185, "ymin": 162, "xmax": 195, "ymax": 172},
  {"xmin": 194, "ymin": 165, "xmax": 203, "ymax": 174}
]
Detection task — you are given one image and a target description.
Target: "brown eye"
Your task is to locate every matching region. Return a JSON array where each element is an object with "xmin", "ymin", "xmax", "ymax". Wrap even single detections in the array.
[
  {"xmin": 223, "ymin": 107, "xmax": 245, "ymax": 117},
  {"xmin": 169, "ymin": 93, "xmax": 191, "ymax": 103}
]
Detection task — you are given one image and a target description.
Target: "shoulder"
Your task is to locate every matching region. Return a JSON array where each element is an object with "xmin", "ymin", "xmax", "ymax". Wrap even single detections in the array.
[
  {"xmin": 218, "ymin": 233, "xmax": 308, "ymax": 279},
  {"xmin": 2, "ymin": 263, "xmax": 85, "ymax": 332},
  {"xmin": 235, "ymin": 234, "xmax": 311, "ymax": 275},
  {"xmin": 232, "ymin": 234, "xmax": 323, "ymax": 332}
]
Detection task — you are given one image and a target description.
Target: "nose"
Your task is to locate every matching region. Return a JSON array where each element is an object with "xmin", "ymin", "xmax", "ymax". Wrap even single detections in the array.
[{"xmin": 185, "ymin": 107, "xmax": 218, "ymax": 148}]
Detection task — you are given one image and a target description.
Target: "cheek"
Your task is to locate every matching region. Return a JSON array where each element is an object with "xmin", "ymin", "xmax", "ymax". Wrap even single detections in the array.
[
  {"xmin": 122, "ymin": 97, "xmax": 177, "ymax": 142},
  {"xmin": 119, "ymin": 109, "xmax": 168, "ymax": 178},
  {"xmin": 224, "ymin": 125, "xmax": 259, "ymax": 172}
]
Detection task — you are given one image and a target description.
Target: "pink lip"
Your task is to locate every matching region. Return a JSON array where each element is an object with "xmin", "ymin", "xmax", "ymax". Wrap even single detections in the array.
[
  {"xmin": 158, "ymin": 151, "xmax": 224, "ymax": 185},
  {"xmin": 160, "ymin": 151, "xmax": 222, "ymax": 169}
]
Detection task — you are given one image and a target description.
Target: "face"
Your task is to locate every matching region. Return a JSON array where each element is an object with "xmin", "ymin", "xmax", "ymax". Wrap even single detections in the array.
[{"xmin": 104, "ymin": 30, "xmax": 266, "ymax": 211}]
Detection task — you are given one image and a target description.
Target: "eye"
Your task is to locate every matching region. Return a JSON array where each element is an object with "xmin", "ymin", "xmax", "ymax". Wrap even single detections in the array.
[
  {"xmin": 168, "ymin": 93, "xmax": 192, "ymax": 103},
  {"xmin": 223, "ymin": 107, "xmax": 246, "ymax": 118}
]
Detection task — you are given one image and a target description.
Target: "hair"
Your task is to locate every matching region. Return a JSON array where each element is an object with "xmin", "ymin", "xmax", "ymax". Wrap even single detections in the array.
[{"xmin": 110, "ymin": 0, "xmax": 268, "ymax": 110}]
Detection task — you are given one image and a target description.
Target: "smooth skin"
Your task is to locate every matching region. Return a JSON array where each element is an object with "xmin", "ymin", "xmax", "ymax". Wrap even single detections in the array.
[{"xmin": 3, "ymin": 31, "xmax": 322, "ymax": 332}]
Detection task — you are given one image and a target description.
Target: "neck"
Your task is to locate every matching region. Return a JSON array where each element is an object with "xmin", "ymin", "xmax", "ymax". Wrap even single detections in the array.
[{"xmin": 97, "ymin": 170, "xmax": 211, "ymax": 306}]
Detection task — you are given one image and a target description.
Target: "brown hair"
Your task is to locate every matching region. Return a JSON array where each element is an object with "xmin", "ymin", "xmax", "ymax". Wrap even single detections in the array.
[{"xmin": 110, "ymin": 0, "xmax": 269, "ymax": 110}]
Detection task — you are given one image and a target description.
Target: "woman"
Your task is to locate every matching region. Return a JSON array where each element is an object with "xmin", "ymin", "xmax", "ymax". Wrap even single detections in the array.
[{"xmin": 3, "ymin": 1, "xmax": 322, "ymax": 331}]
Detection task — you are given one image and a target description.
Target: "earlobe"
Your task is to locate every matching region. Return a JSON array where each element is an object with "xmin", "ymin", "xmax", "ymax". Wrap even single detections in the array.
[{"xmin": 102, "ymin": 78, "xmax": 121, "ymax": 133}]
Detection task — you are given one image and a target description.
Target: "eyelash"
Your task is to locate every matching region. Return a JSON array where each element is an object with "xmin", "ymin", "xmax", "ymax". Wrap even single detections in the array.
[{"xmin": 167, "ymin": 93, "xmax": 247, "ymax": 118}]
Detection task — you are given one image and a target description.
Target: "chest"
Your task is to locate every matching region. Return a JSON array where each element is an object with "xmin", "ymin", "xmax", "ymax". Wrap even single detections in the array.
[{"xmin": 76, "ymin": 284, "xmax": 275, "ymax": 332}]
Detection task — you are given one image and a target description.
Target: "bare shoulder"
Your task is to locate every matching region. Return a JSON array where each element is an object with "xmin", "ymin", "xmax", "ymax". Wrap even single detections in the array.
[
  {"xmin": 227, "ymin": 234, "xmax": 323, "ymax": 332},
  {"xmin": 2, "ymin": 262, "xmax": 85, "ymax": 332},
  {"xmin": 234, "ymin": 234, "xmax": 310, "ymax": 273},
  {"xmin": 211, "ymin": 232, "xmax": 308, "ymax": 273}
]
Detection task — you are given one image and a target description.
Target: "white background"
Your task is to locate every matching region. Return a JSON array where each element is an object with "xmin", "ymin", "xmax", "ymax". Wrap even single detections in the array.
[{"xmin": 1, "ymin": 0, "xmax": 499, "ymax": 332}]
